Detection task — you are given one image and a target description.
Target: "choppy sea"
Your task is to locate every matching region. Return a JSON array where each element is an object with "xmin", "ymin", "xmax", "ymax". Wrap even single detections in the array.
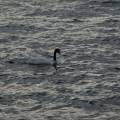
[{"xmin": 0, "ymin": 0, "xmax": 120, "ymax": 120}]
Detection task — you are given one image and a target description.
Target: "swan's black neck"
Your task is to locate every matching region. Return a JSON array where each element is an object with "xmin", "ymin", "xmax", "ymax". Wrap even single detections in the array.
[
  {"xmin": 53, "ymin": 48, "xmax": 60, "ymax": 62},
  {"xmin": 53, "ymin": 50, "xmax": 57, "ymax": 61}
]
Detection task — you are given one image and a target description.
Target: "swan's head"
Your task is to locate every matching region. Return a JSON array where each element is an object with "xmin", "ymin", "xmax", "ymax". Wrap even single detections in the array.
[{"xmin": 55, "ymin": 48, "xmax": 61, "ymax": 55}]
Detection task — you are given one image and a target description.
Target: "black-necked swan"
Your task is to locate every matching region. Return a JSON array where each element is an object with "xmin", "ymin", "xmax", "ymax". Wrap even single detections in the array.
[
  {"xmin": 8, "ymin": 48, "xmax": 61, "ymax": 66},
  {"xmin": 26, "ymin": 48, "xmax": 61, "ymax": 65}
]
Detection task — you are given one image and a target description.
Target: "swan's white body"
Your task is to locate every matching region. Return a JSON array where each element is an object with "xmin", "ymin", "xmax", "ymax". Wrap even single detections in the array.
[
  {"xmin": 25, "ymin": 55, "xmax": 54, "ymax": 65},
  {"xmin": 8, "ymin": 48, "xmax": 60, "ymax": 66}
]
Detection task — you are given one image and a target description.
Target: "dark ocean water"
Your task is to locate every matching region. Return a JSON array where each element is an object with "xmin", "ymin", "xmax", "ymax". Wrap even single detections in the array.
[{"xmin": 0, "ymin": 0, "xmax": 120, "ymax": 120}]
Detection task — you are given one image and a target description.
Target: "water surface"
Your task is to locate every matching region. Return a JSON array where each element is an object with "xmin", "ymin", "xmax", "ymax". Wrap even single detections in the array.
[{"xmin": 0, "ymin": 0, "xmax": 120, "ymax": 119}]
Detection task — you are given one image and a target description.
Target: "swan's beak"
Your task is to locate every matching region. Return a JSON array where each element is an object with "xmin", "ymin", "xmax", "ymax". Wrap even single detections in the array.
[
  {"xmin": 59, "ymin": 51, "xmax": 61, "ymax": 55},
  {"xmin": 58, "ymin": 49, "xmax": 61, "ymax": 55}
]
